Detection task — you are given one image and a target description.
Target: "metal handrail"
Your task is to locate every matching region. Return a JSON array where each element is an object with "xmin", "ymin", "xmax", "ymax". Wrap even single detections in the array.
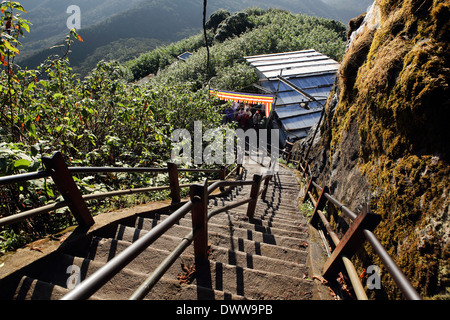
[
  {"xmin": 292, "ymin": 151, "xmax": 421, "ymax": 300},
  {"xmin": 363, "ymin": 230, "xmax": 421, "ymax": 300},
  {"xmin": 0, "ymin": 182, "xmax": 217, "ymax": 228},
  {"xmin": 0, "ymin": 170, "xmax": 51, "ymax": 186},
  {"xmin": 130, "ymin": 195, "xmax": 256, "ymax": 300},
  {"xmin": 1, "ymin": 152, "xmax": 265, "ymax": 300},
  {"xmin": 0, "ymin": 200, "xmax": 69, "ymax": 227},
  {"xmin": 61, "ymin": 177, "xmax": 263, "ymax": 300},
  {"xmin": 128, "ymin": 173, "xmax": 271, "ymax": 300},
  {"xmin": 0, "ymin": 159, "xmax": 224, "ymax": 228},
  {"xmin": 68, "ymin": 167, "xmax": 222, "ymax": 174},
  {"xmin": 68, "ymin": 167, "xmax": 168, "ymax": 174},
  {"xmin": 61, "ymin": 200, "xmax": 195, "ymax": 300}
]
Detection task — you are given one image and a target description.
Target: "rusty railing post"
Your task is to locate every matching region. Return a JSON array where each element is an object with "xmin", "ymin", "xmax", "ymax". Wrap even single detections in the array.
[
  {"xmin": 42, "ymin": 152, "xmax": 94, "ymax": 228},
  {"xmin": 303, "ymin": 161, "xmax": 309, "ymax": 178},
  {"xmin": 167, "ymin": 162, "xmax": 180, "ymax": 204},
  {"xmin": 296, "ymin": 155, "xmax": 303, "ymax": 171},
  {"xmin": 309, "ymin": 185, "xmax": 329, "ymax": 226},
  {"xmin": 190, "ymin": 180, "xmax": 209, "ymax": 263},
  {"xmin": 303, "ymin": 177, "xmax": 316, "ymax": 203},
  {"xmin": 236, "ymin": 164, "xmax": 243, "ymax": 179},
  {"xmin": 246, "ymin": 174, "xmax": 262, "ymax": 219},
  {"xmin": 323, "ymin": 205, "xmax": 381, "ymax": 281},
  {"xmin": 261, "ymin": 175, "xmax": 272, "ymax": 201},
  {"xmin": 286, "ymin": 150, "xmax": 292, "ymax": 164},
  {"xmin": 219, "ymin": 165, "xmax": 226, "ymax": 191}
]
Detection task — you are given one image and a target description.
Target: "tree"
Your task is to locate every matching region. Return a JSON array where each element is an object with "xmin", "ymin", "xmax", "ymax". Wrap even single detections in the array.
[
  {"xmin": 214, "ymin": 12, "xmax": 254, "ymax": 42},
  {"xmin": 205, "ymin": 9, "xmax": 230, "ymax": 32}
]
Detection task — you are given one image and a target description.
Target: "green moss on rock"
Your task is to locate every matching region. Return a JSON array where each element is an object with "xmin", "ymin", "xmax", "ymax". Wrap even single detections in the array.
[{"xmin": 314, "ymin": 0, "xmax": 449, "ymax": 299}]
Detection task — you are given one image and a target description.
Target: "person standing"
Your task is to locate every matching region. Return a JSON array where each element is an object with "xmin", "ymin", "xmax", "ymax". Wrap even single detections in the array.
[{"xmin": 253, "ymin": 110, "xmax": 261, "ymax": 130}]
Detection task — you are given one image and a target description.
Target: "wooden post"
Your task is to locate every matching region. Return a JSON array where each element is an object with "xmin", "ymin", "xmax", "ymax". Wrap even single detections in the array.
[
  {"xmin": 236, "ymin": 164, "xmax": 243, "ymax": 179},
  {"xmin": 309, "ymin": 185, "xmax": 329, "ymax": 226},
  {"xmin": 303, "ymin": 161, "xmax": 309, "ymax": 177},
  {"xmin": 246, "ymin": 174, "xmax": 262, "ymax": 219},
  {"xmin": 190, "ymin": 180, "xmax": 209, "ymax": 263},
  {"xmin": 167, "ymin": 162, "xmax": 180, "ymax": 204},
  {"xmin": 42, "ymin": 152, "xmax": 94, "ymax": 228},
  {"xmin": 219, "ymin": 165, "xmax": 226, "ymax": 180},
  {"xmin": 303, "ymin": 177, "xmax": 315, "ymax": 203},
  {"xmin": 286, "ymin": 148, "xmax": 292, "ymax": 164},
  {"xmin": 219, "ymin": 165, "xmax": 226, "ymax": 192},
  {"xmin": 261, "ymin": 175, "xmax": 272, "ymax": 201},
  {"xmin": 323, "ymin": 205, "xmax": 381, "ymax": 280},
  {"xmin": 297, "ymin": 155, "xmax": 303, "ymax": 171}
]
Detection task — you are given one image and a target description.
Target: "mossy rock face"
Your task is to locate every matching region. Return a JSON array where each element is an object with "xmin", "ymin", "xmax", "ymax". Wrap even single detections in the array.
[{"xmin": 304, "ymin": 0, "xmax": 449, "ymax": 299}]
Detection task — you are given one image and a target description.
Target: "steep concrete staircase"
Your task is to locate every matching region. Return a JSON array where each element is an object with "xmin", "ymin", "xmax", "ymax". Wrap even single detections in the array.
[{"xmin": 0, "ymin": 160, "xmax": 314, "ymax": 300}]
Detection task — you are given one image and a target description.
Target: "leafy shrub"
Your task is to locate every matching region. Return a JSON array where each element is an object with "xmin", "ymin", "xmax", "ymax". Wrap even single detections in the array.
[
  {"xmin": 206, "ymin": 9, "xmax": 231, "ymax": 31},
  {"xmin": 214, "ymin": 12, "xmax": 254, "ymax": 42}
]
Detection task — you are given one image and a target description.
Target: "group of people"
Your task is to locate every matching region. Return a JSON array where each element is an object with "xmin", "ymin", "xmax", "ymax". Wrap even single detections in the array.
[{"xmin": 223, "ymin": 101, "xmax": 267, "ymax": 131}]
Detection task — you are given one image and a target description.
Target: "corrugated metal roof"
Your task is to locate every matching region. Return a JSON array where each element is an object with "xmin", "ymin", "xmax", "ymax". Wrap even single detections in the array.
[
  {"xmin": 177, "ymin": 52, "xmax": 193, "ymax": 61},
  {"xmin": 280, "ymin": 111, "xmax": 322, "ymax": 131},
  {"xmin": 275, "ymin": 104, "xmax": 322, "ymax": 119},
  {"xmin": 260, "ymin": 73, "xmax": 336, "ymax": 93},
  {"xmin": 287, "ymin": 129, "xmax": 309, "ymax": 139},
  {"xmin": 245, "ymin": 49, "xmax": 338, "ymax": 139},
  {"xmin": 245, "ymin": 49, "xmax": 339, "ymax": 79}
]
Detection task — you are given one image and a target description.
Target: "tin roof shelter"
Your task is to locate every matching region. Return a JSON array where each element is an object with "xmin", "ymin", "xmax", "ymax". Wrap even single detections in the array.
[
  {"xmin": 245, "ymin": 49, "xmax": 339, "ymax": 146},
  {"xmin": 177, "ymin": 52, "xmax": 193, "ymax": 61}
]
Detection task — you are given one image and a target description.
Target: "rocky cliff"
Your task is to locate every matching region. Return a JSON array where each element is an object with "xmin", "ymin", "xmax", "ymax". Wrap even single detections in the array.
[{"xmin": 300, "ymin": 0, "xmax": 449, "ymax": 299}]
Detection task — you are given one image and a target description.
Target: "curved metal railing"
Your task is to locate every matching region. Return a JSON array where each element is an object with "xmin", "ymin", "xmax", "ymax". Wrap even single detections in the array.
[{"xmin": 285, "ymin": 150, "xmax": 421, "ymax": 300}]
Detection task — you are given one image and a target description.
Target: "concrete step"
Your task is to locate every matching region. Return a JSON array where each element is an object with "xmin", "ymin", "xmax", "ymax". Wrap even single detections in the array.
[
  {"xmin": 27, "ymin": 254, "xmax": 245, "ymax": 300},
  {"xmin": 127, "ymin": 216, "xmax": 307, "ymax": 249},
  {"xmin": 88, "ymin": 237, "xmax": 308, "ymax": 280},
  {"xmin": 84, "ymin": 238, "xmax": 312, "ymax": 299},
  {"xmin": 115, "ymin": 225, "xmax": 308, "ymax": 265},
  {"xmin": 224, "ymin": 208, "xmax": 305, "ymax": 229},
  {"xmin": 177, "ymin": 208, "xmax": 306, "ymax": 234},
  {"xmin": 130, "ymin": 214, "xmax": 308, "ymax": 240},
  {"xmin": 0, "ymin": 160, "xmax": 316, "ymax": 301},
  {"xmin": 14, "ymin": 276, "xmax": 71, "ymax": 300}
]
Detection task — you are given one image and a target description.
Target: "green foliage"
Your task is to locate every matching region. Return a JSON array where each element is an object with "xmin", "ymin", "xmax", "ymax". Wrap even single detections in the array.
[
  {"xmin": 300, "ymin": 200, "xmax": 315, "ymax": 219},
  {"xmin": 214, "ymin": 12, "xmax": 254, "ymax": 42},
  {"xmin": 0, "ymin": 3, "xmax": 227, "ymax": 253},
  {"xmin": 0, "ymin": 3, "xmax": 347, "ymax": 253},
  {"xmin": 206, "ymin": 9, "xmax": 231, "ymax": 32},
  {"xmin": 0, "ymin": 54, "xmax": 224, "ymax": 250},
  {"xmin": 144, "ymin": 9, "xmax": 347, "ymax": 92},
  {"xmin": 126, "ymin": 33, "xmax": 209, "ymax": 81}
]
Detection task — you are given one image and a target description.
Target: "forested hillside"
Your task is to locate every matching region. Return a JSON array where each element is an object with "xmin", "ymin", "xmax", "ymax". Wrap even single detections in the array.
[
  {"xmin": 128, "ymin": 8, "xmax": 346, "ymax": 87},
  {"xmin": 0, "ymin": 4, "xmax": 347, "ymax": 253},
  {"xmin": 17, "ymin": 0, "xmax": 370, "ymax": 76}
]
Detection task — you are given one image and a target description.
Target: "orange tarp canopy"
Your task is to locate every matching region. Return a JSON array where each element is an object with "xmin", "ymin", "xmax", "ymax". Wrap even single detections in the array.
[{"xmin": 209, "ymin": 90, "xmax": 273, "ymax": 117}]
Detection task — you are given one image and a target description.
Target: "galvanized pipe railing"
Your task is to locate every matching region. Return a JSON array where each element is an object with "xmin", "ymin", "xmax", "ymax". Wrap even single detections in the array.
[
  {"xmin": 0, "ymin": 170, "xmax": 51, "ymax": 185},
  {"xmin": 288, "ymin": 150, "xmax": 421, "ymax": 300},
  {"xmin": 1, "ymin": 150, "xmax": 272, "ymax": 300},
  {"xmin": 0, "ymin": 151, "xmax": 227, "ymax": 229},
  {"xmin": 362, "ymin": 229, "xmax": 421, "ymax": 301},
  {"xmin": 129, "ymin": 181, "xmax": 260, "ymax": 300},
  {"xmin": 61, "ymin": 199, "xmax": 195, "ymax": 300},
  {"xmin": 62, "ymin": 175, "xmax": 271, "ymax": 300}
]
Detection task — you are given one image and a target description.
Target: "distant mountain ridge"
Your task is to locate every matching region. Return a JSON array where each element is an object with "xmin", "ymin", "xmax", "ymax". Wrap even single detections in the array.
[{"xmin": 16, "ymin": 0, "xmax": 373, "ymax": 75}]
